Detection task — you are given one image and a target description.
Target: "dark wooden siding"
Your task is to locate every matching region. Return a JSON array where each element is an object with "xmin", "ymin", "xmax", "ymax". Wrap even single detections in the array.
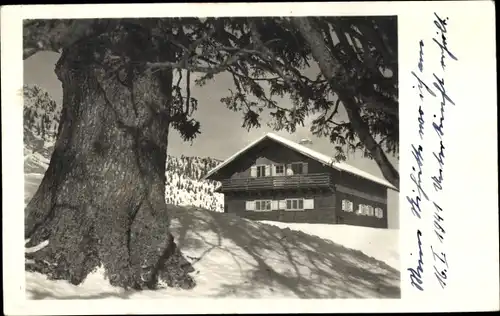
[
  {"xmin": 331, "ymin": 170, "xmax": 389, "ymax": 228},
  {"xmin": 224, "ymin": 189, "xmax": 336, "ymax": 224},
  {"xmin": 210, "ymin": 138, "xmax": 332, "ymax": 181}
]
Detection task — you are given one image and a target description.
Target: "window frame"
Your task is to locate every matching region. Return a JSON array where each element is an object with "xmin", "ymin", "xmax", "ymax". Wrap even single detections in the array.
[
  {"xmin": 275, "ymin": 164, "xmax": 285, "ymax": 176},
  {"xmin": 285, "ymin": 198, "xmax": 305, "ymax": 211},
  {"xmin": 255, "ymin": 200, "xmax": 272, "ymax": 211},
  {"xmin": 356, "ymin": 204, "xmax": 364, "ymax": 215},
  {"xmin": 255, "ymin": 164, "xmax": 267, "ymax": 178},
  {"xmin": 290, "ymin": 162, "xmax": 304, "ymax": 175},
  {"xmin": 342, "ymin": 199, "xmax": 354, "ymax": 212},
  {"xmin": 367, "ymin": 205, "xmax": 374, "ymax": 216}
]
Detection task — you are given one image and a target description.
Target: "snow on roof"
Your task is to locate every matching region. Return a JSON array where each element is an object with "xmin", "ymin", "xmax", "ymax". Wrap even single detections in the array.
[{"xmin": 203, "ymin": 133, "xmax": 398, "ymax": 191}]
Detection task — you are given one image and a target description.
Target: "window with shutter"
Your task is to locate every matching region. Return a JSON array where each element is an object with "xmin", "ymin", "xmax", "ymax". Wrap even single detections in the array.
[
  {"xmin": 368, "ymin": 206, "xmax": 374, "ymax": 216},
  {"xmin": 265, "ymin": 200, "xmax": 271, "ymax": 210},
  {"xmin": 275, "ymin": 164, "xmax": 285, "ymax": 176},
  {"xmin": 255, "ymin": 200, "xmax": 272, "ymax": 211},
  {"xmin": 256, "ymin": 165, "xmax": 266, "ymax": 177},
  {"xmin": 285, "ymin": 199, "xmax": 305, "ymax": 211}
]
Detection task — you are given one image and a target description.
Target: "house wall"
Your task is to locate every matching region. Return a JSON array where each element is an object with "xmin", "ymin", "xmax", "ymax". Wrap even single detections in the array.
[
  {"xmin": 331, "ymin": 170, "xmax": 389, "ymax": 228},
  {"xmin": 214, "ymin": 138, "xmax": 391, "ymax": 228},
  {"xmin": 215, "ymin": 138, "xmax": 332, "ymax": 180},
  {"xmin": 224, "ymin": 189, "xmax": 336, "ymax": 224}
]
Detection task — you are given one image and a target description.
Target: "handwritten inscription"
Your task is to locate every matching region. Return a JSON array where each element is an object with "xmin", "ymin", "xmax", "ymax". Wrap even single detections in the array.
[
  {"xmin": 407, "ymin": 13, "xmax": 458, "ymax": 292},
  {"xmin": 431, "ymin": 245, "xmax": 449, "ymax": 289},
  {"xmin": 408, "ymin": 230, "xmax": 425, "ymax": 291},
  {"xmin": 433, "ymin": 13, "xmax": 458, "ymax": 70}
]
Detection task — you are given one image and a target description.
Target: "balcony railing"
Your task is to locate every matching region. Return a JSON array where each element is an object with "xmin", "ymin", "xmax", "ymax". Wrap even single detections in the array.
[{"xmin": 219, "ymin": 173, "xmax": 332, "ymax": 192}]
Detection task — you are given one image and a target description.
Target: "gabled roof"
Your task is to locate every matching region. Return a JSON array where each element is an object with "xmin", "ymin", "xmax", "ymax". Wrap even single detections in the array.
[{"xmin": 203, "ymin": 133, "xmax": 398, "ymax": 191}]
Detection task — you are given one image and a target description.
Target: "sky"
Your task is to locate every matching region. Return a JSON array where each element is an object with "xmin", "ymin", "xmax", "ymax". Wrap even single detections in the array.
[{"xmin": 24, "ymin": 50, "xmax": 400, "ymax": 227}]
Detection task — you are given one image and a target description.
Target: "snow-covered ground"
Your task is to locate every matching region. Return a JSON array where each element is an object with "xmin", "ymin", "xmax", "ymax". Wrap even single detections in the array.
[
  {"xmin": 26, "ymin": 205, "xmax": 400, "ymax": 299},
  {"xmin": 259, "ymin": 221, "xmax": 399, "ymax": 270}
]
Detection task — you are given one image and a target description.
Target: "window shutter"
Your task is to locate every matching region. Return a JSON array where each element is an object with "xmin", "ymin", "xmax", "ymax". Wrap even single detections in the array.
[
  {"xmin": 356, "ymin": 204, "xmax": 362, "ymax": 215},
  {"xmin": 302, "ymin": 162, "xmax": 308, "ymax": 174},
  {"xmin": 304, "ymin": 199, "xmax": 314, "ymax": 210},
  {"xmin": 250, "ymin": 166, "xmax": 257, "ymax": 177},
  {"xmin": 342, "ymin": 200, "xmax": 346, "ymax": 211},
  {"xmin": 271, "ymin": 165, "xmax": 276, "ymax": 176},
  {"xmin": 245, "ymin": 201, "xmax": 255, "ymax": 211},
  {"xmin": 278, "ymin": 200, "xmax": 286, "ymax": 210},
  {"xmin": 265, "ymin": 165, "xmax": 271, "ymax": 177},
  {"xmin": 271, "ymin": 200, "xmax": 278, "ymax": 210}
]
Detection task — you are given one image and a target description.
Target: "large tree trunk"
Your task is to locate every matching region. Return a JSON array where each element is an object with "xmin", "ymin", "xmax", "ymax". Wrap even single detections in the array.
[
  {"xmin": 25, "ymin": 25, "xmax": 195, "ymax": 290},
  {"xmin": 291, "ymin": 17, "xmax": 400, "ymax": 189}
]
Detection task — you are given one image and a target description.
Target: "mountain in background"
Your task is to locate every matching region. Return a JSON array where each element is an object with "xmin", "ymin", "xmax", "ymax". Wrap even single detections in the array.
[{"xmin": 23, "ymin": 84, "xmax": 224, "ymax": 212}]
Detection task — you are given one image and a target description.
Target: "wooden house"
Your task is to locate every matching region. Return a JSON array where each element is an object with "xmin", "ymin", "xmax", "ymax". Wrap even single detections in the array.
[{"xmin": 202, "ymin": 133, "xmax": 398, "ymax": 228}]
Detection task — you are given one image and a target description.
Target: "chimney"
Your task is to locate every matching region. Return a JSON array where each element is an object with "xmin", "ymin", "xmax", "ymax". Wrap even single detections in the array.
[{"xmin": 298, "ymin": 138, "xmax": 314, "ymax": 148}]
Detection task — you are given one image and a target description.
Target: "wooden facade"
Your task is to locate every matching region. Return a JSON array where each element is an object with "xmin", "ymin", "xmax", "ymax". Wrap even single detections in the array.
[{"xmin": 205, "ymin": 135, "xmax": 393, "ymax": 229}]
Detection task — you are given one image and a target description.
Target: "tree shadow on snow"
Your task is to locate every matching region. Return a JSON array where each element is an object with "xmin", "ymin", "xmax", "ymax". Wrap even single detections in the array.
[{"xmin": 169, "ymin": 205, "xmax": 401, "ymax": 299}]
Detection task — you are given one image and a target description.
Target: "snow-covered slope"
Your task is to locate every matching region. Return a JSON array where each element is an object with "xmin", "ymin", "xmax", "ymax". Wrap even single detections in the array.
[
  {"xmin": 259, "ymin": 221, "xmax": 399, "ymax": 270},
  {"xmin": 164, "ymin": 155, "xmax": 223, "ymax": 212},
  {"xmin": 26, "ymin": 205, "xmax": 400, "ymax": 299}
]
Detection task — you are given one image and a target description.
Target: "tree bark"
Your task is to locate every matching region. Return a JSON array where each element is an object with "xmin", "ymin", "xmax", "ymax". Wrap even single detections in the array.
[
  {"xmin": 291, "ymin": 17, "xmax": 400, "ymax": 189},
  {"xmin": 25, "ymin": 26, "xmax": 195, "ymax": 290}
]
